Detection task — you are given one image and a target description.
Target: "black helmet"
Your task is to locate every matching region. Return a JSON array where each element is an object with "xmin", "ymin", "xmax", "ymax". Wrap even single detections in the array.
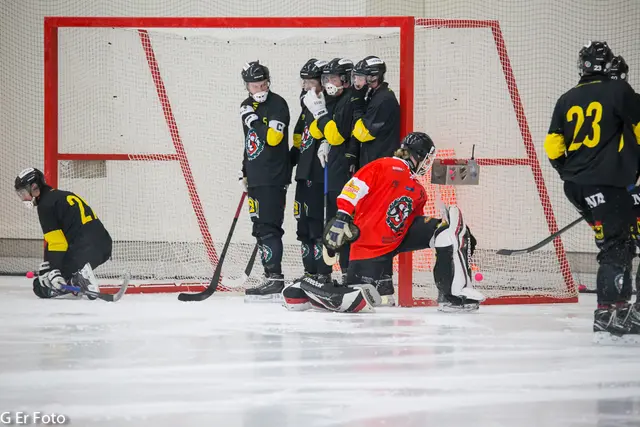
[
  {"xmin": 400, "ymin": 132, "xmax": 436, "ymax": 176},
  {"xmin": 300, "ymin": 58, "xmax": 327, "ymax": 80},
  {"xmin": 15, "ymin": 167, "xmax": 46, "ymax": 192},
  {"xmin": 322, "ymin": 58, "xmax": 353, "ymax": 95},
  {"xmin": 353, "ymin": 55, "xmax": 386, "ymax": 78},
  {"xmin": 609, "ymin": 55, "xmax": 628, "ymax": 81},
  {"xmin": 241, "ymin": 61, "xmax": 270, "ymax": 83},
  {"xmin": 323, "ymin": 58, "xmax": 354, "ymax": 79},
  {"xmin": 577, "ymin": 41, "xmax": 613, "ymax": 76}
]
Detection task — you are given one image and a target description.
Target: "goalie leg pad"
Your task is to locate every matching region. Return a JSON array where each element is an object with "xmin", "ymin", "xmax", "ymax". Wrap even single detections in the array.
[
  {"xmin": 282, "ymin": 281, "xmax": 312, "ymax": 311},
  {"xmin": 433, "ymin": 206, "xmax": 485, "ymax": 304},
  {"xmin": 299, "ymin": 277, "xmax": 375, "ymax": 313}
]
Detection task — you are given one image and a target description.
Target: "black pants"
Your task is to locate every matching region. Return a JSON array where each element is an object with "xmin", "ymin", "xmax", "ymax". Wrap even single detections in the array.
[
  {"xmin": 346, "ymin": 216, "xmax": 441, "ymax": 284},
  {"xmin": 326, "ymin": 189, "xmax": 350, "ymax": 272},
  {"xmin": 247, "ymin": 185, "xmax": 287, "ymax": 275},
  {"xmin": 33, "ymin": 232, "xmax": 113, "ymax": 299},
  {"xmin": 564, "ymin": 181, "xmax": 635, "ymax": 304},
  {"xmin": 294, "ymin": 180, "xmax": 332, "ymax": 275}
]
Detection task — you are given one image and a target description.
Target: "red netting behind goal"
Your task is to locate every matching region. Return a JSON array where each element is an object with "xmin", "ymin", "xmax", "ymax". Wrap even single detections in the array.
[{"xmin": 44, "ymin": 16, "xmax": 577, "ymax": 306}]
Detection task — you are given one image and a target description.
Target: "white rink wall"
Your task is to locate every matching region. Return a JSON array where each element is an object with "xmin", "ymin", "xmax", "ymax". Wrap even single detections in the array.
[{"xmin": 1, "ymin": 0, "xmax": 639, "ymax": 281}]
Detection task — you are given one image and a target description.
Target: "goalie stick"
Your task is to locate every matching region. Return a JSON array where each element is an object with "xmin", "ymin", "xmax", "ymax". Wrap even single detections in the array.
[
  {"xmin": 496, "ymin": 216, "xmax": 583, "ymax": 256},
  {"xmin": 221, "ymin": 243, "xmax": 258, "ymax": 289},
  {"xmin": 178, "ymin": 191, "xmax": 247, "ymax": 302}
]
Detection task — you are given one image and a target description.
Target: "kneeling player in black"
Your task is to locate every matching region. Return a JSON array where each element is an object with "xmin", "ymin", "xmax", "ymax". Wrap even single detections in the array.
[
  {"xmin": 14, "ymin": 168, "xmax": 112, "ymax": 299},
  {"xmin": 238, "ymin": 61, "xmax": 291, "ymax": 300},
  {"xmin": 290, "ymin": 58, "xmax": 334, "ymax": 282},
  {"xmin": 544, "ymin": 42, "xmax": 640, "ymax": 340},
  {"xmin": 282, "ymin": 132, "xmax": 485, "ymax": 313}
]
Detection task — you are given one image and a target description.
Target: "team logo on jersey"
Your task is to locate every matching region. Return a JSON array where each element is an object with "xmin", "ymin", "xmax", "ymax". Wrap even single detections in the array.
[
  {"xmin": 301, "ymin": 242, "xmax": 310, "ymax": 259},
  {"xmin": 300, "ymin": 126, "xmax": 313, "ymax": 153},
  {"xmin": 313, "ymin": 242, "xmax": 322, "ymax": 260},
  {"xmin": 386, "ymin": 196, "xmax": 413, "ymax": 233},
  {"xmin": 260, "ymin": 244, "xmax": 273, "ymax": 264},
  {"xmin": 245, "ymin": 129, "xmax": 265, "ymax": 161}
]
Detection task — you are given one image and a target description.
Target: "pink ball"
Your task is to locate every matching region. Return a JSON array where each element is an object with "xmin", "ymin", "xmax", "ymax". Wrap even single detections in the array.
[
  {"xmin": 474, "ymin": 272, "xmax": 483, "ymax": 282},
  {"xmin": 26, "ymin": 271, "xmax": 35, "ymax": 279}
]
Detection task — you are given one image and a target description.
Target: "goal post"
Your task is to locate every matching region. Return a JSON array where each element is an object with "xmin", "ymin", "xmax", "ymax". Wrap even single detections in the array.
[{"xmin": 43, "ymin": 16, "xmax": 578, "ymax": 305}]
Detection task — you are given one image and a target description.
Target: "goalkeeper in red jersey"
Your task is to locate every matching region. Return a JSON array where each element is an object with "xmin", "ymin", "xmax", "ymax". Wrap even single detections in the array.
[{"xmin": 282, "ymin": 132, "xmax": 485, "ymax": 313}]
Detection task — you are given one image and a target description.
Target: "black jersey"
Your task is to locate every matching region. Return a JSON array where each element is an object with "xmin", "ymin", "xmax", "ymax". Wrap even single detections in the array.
[
  {"xmin": 241, "ymin": 92, "xmax": 291, "ymax": 187},
  {"xmin": 544, "ymin": 76, "xmax": 640, "ymax": 187},
  {"xmin": 310, "ymin": 87, "xmax": 365, "ymax": 191},
  {"xmin": 352, "ymin": 82, "xmax": 401, "ymax": 167},
  {"xmin": 36, "ymin": 187, "xmax": 112, "ymax": 272},
  {"xmin": 293, "ymin": 94, "xmax": 327, "ymax": 183}
]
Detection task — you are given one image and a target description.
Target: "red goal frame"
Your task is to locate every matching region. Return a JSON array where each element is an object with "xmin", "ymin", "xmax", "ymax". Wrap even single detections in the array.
[{"xmin": 43, "ymin": 16, "xmax": 577, "ymax": 306}]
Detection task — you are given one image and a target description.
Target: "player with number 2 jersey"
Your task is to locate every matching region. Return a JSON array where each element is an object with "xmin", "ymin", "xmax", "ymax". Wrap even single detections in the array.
[
  {"xmin": 14, "ymin": 167, "xmax": 112, "ymax": 299},
  {"xmin": 544, "ymin": 41, "xmax": 640, "ymax": 340}
]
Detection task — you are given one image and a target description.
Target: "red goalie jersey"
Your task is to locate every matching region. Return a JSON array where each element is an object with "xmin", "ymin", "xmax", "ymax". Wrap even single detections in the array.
[{"xmin": 336, "ymin": 157, "xmax": 428, "ymax": 260}]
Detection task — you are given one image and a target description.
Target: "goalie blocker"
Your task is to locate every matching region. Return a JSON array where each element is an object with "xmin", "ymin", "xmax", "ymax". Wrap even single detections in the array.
[{"xmin": 283, "ymin": 132, "xmax": 485, "ymax": 313}]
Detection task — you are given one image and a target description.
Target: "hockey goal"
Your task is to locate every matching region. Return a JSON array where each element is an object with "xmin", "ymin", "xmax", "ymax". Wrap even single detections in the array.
[{"xmin": 44, "ymin": 16, "xmax": 578, "ymax": 306}]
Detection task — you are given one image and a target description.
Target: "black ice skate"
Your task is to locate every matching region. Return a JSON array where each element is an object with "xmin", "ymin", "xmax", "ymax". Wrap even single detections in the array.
[
  {"xmin": 375, "ymin": 275, "xmax": 395, "ymax": 306},
  {"xmin": 593, "ymin": 306, "xmax": 640, "ymax": 344},
  {"xmin": 244, "ymin": 273, "xmax": 284, "ymax": 303},
  {"xmin": 618, "ymin": 304, "xmax": 640, "ymax": 335}
]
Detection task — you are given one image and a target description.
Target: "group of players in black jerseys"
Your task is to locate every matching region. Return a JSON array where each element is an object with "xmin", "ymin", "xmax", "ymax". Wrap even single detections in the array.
[
  {"xmin": 238, "ymin": 55, "xmax": 401, "ymax": 302},
  {"xmin": 13, "ymin": 40, "xmax": 640, "ymax": 339},
  {"xmin": 543, "ymin": 41, "xmax": 640, "ymax": 340}
]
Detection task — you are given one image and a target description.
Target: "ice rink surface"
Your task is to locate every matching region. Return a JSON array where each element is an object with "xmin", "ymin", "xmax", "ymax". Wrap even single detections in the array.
[{"xmin": 1, "ymin": 276, "xmax": 639, "ymax": 427}]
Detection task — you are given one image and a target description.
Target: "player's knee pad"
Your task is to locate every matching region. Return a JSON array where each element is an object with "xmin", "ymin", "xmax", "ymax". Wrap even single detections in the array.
[
  {"xmin": 282, "ymin": 281, "xmax": 312, "ymax": 311},
  {"xmin": 299, "ymin": 240, "xmax": 316, "ymax": 274},
  {"xmin": 597, "ymin": 263, "xmax": 632, "ymax": 305},
  {"xmin": 299, "ymin": 277, "xmax": 376, "ymax": 313},
  {"xmin": 256, "ymin": 232, "xmax": 284, "ymax": 273},
  {"xmin": 253, "ymin": 223, "xmax": 284, "ymax": 240}
]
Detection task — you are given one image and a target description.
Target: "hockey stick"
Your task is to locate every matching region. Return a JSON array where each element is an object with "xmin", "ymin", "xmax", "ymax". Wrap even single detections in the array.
[
  {"xmin": 60, "ymin": 273, "xmax": 130, "ymax": 302},
  {"xmin": 322, "ymin": 165, "xmax": 338, "ymax": 266},
  {"xmin": 498, "ymin": 175, "xmax": 640, "ymax": 257},
  {"xmin": 221, "ymin": 243, "xmax": 258, "ymax": 288},
  {"xmin": 496, "ymin": 216, "xmax": 583, "ymax": 256},
  {"xmin": 178, "ymin": 191, "xmax": 247, "ymax": 302},
  {"xmin": 31, "ymin": 271, "xmax": 130, "ymax": 302}
]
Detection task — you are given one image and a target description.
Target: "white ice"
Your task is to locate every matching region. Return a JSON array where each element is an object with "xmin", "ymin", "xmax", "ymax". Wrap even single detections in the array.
[{"xmin": 1, "ymin": 276, "xmax": 639, "ymax": 427}]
